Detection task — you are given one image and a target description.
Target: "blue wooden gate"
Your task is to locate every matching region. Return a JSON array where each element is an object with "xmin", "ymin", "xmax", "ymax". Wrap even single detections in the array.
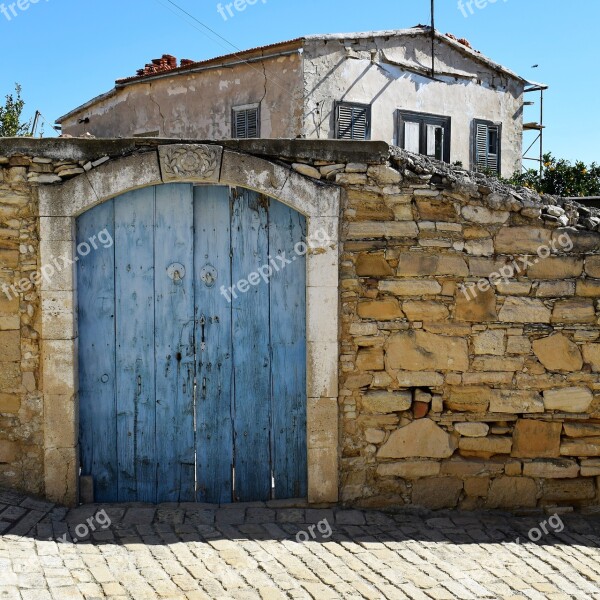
[{"xmin": 77, "ymin": 184, "xmax": 307, "ymax": 503}]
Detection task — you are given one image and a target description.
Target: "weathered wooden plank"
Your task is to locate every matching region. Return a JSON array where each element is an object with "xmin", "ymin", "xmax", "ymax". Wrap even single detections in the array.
[
  {"xmin": 77, "ymin": 200, "xmax": 117, "ymax": 503},
  {"xmin": 194, "ymin": 185, "xmax": 234, "ymax": 504},
  {"xmin": 268, "ymin": 201, "xmax": 308, "ymax": 499},
  {"xmin": 231, "ymin": 189, "xmax": 272, "ymax": 502},
  {"xmin": 154, "ymin": 184, "xmax": 196, "ymax": 502},
  {"xmin": 114, "ymin": 188, "xmax": 157, "ymax": 502}
]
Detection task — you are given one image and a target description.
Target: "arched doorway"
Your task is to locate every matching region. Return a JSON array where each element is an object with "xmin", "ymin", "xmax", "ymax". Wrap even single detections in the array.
[{"xmin": 77, "ymin": 183, "xmax": 307, "ymax": 503}]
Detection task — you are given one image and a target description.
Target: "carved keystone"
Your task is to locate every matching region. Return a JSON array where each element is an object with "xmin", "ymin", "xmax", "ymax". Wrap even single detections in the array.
[{"xmin": 158, "ymin": 144, "xmax": 223, "ymax": 183}]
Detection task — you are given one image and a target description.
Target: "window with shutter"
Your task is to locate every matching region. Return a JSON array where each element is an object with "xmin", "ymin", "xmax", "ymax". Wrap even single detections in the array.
[
  {"xmin": 232, "ymin": 104, "xmax": 260, "ymax": 138},
  {"xmin": 473, "ymin": 119, "xmax": 501, "ymax": 175},
  {"xmin": 335, "ymin": 102, "xmax": 371, "ymax": 140},
  {"xmin": 397, "ymin": 111, "xmax": 451, "ymax": 162}
]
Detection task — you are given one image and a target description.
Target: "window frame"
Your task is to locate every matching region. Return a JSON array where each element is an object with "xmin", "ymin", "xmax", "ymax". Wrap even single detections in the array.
[
  {"xmin": 334, "ymin": 101, "xmax": 372, "ymax": 141},
  {"xmin": 232, "ymin": 103, "xmax": 261, "ymax": 139},
  {"xmin": 396, "ymin": 110, "xmax": 452, "ymax": 163},
  {"xmin": 472, "ymin": 118, "xmax": 502, "ymax": 176}
]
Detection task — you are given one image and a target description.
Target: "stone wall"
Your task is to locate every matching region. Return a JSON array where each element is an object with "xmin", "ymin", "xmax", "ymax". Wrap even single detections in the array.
[
  {"xmin": 0, "ymin": 155, "xmax": 44, "ymax": 495},
  {"xmin": 319, "ymin": 150, "xmax": 600, "ymax": 511},
  {"xmin": 1, "ymin": 137, "xmax": 600, "ymax": 511}
]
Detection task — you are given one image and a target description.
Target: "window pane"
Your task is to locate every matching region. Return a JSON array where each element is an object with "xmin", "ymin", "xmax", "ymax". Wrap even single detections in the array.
[{"xmin": 404, "ymin": 121, "xmax": 420, "ymax": 153}]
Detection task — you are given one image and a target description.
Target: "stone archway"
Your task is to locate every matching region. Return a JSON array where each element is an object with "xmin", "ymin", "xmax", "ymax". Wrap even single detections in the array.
[{"xmin": 37, "ymin": 144, "xmax": 340, "ymax": 506}]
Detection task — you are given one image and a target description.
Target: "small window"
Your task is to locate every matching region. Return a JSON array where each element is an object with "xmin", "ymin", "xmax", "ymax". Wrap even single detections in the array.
[
  {"xmin": 232, "ymin": 104, "xmax": 260, "ymax": 138},
  {"xmin": 473, "ymin": 119, "xmax": 501, "ymax": 175},
  {"xmin": 397, "ymin": 111, "xmax": 451, "ymax": 162},
  {"xmin": 335, "ymin": 102, "xmax": 371, "ymax": 140}
]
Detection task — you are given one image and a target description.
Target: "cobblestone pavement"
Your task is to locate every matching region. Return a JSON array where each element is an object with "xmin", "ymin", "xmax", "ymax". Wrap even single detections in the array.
[{"xmin": 1, "ymin": 489, "xmax": 600, "ymax": 599}]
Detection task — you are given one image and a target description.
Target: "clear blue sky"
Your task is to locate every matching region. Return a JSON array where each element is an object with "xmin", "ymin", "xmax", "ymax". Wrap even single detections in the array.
[{"xmin": 1, "ymin": 0, "xmax": 597, "ymax": 166}]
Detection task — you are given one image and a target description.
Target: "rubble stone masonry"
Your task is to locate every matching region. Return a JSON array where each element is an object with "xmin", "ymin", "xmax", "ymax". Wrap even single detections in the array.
[{"xmin": 1, "ymin": 138, "xmax": 600, "ymax": 511}]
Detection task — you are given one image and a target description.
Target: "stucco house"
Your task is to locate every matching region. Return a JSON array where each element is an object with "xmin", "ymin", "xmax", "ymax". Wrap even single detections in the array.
[{"xmin": 57, "ymin": 27, "xmax": 534, "ymax": 177}]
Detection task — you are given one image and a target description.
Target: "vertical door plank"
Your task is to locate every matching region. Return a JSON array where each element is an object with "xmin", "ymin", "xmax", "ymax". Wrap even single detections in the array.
[
  {"xmin": 231, "ymin": 189, "xmax": 272, "ymax": 502},
  {"xmin": 268, "ymin": 201, "xmax": 308, "ymax": 499},
  {"xmin": 154, "ymin": 184, "xmax": 196, "ymax": 502},
  {"xmin": 194, "ymin": 185, "xmax": 234, "ymax": 504},
  {"xmin": 77, "ymin": 200, "xmax": 117, "ymax": 502},
  {"xmin": 114, "ymin": 188, "xmax": 157, "ymax": 502}
]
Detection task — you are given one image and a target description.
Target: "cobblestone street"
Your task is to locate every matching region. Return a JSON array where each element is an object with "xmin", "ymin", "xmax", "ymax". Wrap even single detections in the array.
[{"xmin": 1, "ymin": 490, "xmax": 600, "ymax": 599}]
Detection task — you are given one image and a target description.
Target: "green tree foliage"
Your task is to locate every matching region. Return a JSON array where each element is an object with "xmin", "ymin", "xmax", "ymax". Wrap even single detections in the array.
[
  {"xmin": 0, "ymin": 84, "xmax": 30, "ymax": 137},
  {"xmin": 505, "ymin": 153, "xmax": 600, "ymax": 197}
]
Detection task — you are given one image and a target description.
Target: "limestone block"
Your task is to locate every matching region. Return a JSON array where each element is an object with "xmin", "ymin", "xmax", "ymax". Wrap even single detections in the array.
[
  {"xmin": 552, "ymin": 299, "xmax": 596, "ymax": 324},
  {"xmin": 505, "ymin": 459, "xmax": 522, "ymax": 476},
  {"xmin": 535, "ymin": 280, "xmax": 575, "ymax": 298},
  {"xmin": 0, "ymin": 393, "xmax": 20, "ymax": 414},
  {"xmin": 44, "ymin": 446, "xmax": 79, "ymax": 506},
  {"xmin": 386, "ymin": 331, "xmax": 469, "ymax": 372},
  {"xmin": 357, "ymin": 299, "xmax": 403, "ymax": 320},
  {"xmin": 580, "ymin": 459, "xmax": 600, "ymax": 476},
  {"xmin": 307, "ymin": 342, "xmax": 338, "ymax": 398},
  {"xmin": 355, "ymin": 253, "xmax": 393, "ymax": 277},
  {"xmin": 576, "ymin": 280, "xmax": 600, "ymax": 297},
  {"xmin": 416, "ymin": 199, "xmax": 457, "ymax": 221},
  {"xmin": 447, "ymin": 387, "xmax": 494, "ymax": 412},
  {"xmin": 495, "ymin": 227, "xmax": 552, "ymax": 254},
  {"xmin": 554, "ymin": 228, "xmax": 599, "ymax": 253},
  {"xmin": 464, "ymin": 477, "xmax": 491, "ymax": 498},
  {"xmin": 0, "ymin": 331, "xmax": 20, "ymax": 362},
  {"xmin": 455, "ymin": 287, "xmax": 497, "ymax": 322},
  {"xmin": 292, "ymin": 163, "xmax": 321, "ymax": 179},
  {"xmin": 308, "ymin": 447, "xmax": 338, "ymax": 503},
  {"xmin": 411, "ymin": 477, "xmax": 463, "ymax": 509},
  {"xmin": 512, "ymin": 420, "xmax": 562, "ymax": 458},
  {"xmin": 583, "ymin": 344, "xmax": 600, "ymax": 372},
  {"xmin": 461, "ymin": 205, "xmax": 509, "ymax": 224},
  {"xmin": 42, "ymin": 339, "xmax": 79, "ymax": 396},
  {"xmin": 543, "ymin": 387, "xmax": 593, "ymax": 412},
  {"xmin": 473, "ymin": 330, "xmax": 505, "ymax": 356},
  {"xmin": 563, "ymin": 423, "xmax": 600, "ymax": 438},
  {"xmin": 41, "ymin": 291, "xmax": 76, "ymax": 340},
  {"xmin": 365, "ymin": 429, "xmax": 386, "ymax": 444},
  {"xmin": 486, "ymin": 477, "xmax": 538, "ymax": 508},
  {"xmin": 402, "ymin": 301, "xmax": 449, "ymax": 321},
  {"xmin": 506, "ymin": 336, "xmax": 531, "ymax": 355},
  {"xmin": 454, "ymin": 423, "xmax": 490, "ymax": 437},
  {"xmin": 376, "ymin": 460, "xmax": 441, "ymax": 478},
  {"xmin": 495, "ymin": 280, "xmax": 532, "ymax": 296},
  {"xmin": 489, "ymin": 390, "xmax": 544, "ymax": 414},
  {"xmin": 472, "ymin": 356, "xmax": 524, "ymax": 372},
  {"xmin": 367, "ymin": 165, "xmax": 402, "ymax": 185},
  {"xmin": 377, "ymin": 419, "xmax": 458, "ymax": 459},
  {"xmin": 532, "ymin": 334, "xmax": 582, "ymax": 372},
  {"xmin": 498, "ymin": 298, "xmax": 551, "ymax": 323},
  {"xmin": 459, "ymin": 436, "xmax": 512, "ymax": 456},
  {"xmin": 356, "ymin": 348, "xmax": 384, "ymax": 371},
  {"xmin": 0, "ymin": 440, "xmax": 18, "ymax": 463},
  {"xmin": 396, "ymin": 371, "xmax": 444, "ymax": 387},
  {"xmin": 45, "ymin": 394, "xmax": 77, "ymax": 448},
  {"xmin": 346, "ymin": 221, "xmax": 418, "ymax": 239},
  {"xmin": 397, "ymin": 253, "xmax": 468, "ymax": 277},
  {"xmin": 560, "ymin": 439, "xmax": 600, "ymax": 457},
  {"xmin": 441, "ymin": 458, "xmax": 505, "ymax": 477},
  {"xmin": 0, "ymin": 362, "xmax": 22, "ymax": 392},
  {"xmin": 464, "ymin": 239, "xmax": 494, "ymax": 256},
  {"xmin": 522, "ymin": 459, "xmax": 580, "ymax": 479},
  {"xmin": 528, "ymin": 257, "xmax": 583, "ymax": 279},
  {"xmin": 362, "ymin": 391, "xmax": 412, "ymax": 413},
  {"xmin": 349, "ymin": 323, "xmax": 378, "ymax": 336},
  {"xmin": 378, "ymin": 279, "xmax": 442, "ymax": 296},
  {"xmin": 541, "ymin": 479, "xmax": 596, "ymax": 502},
  {"xmin": 585, "ymin": 256, "xmax": 600, "ymax": 278}
]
